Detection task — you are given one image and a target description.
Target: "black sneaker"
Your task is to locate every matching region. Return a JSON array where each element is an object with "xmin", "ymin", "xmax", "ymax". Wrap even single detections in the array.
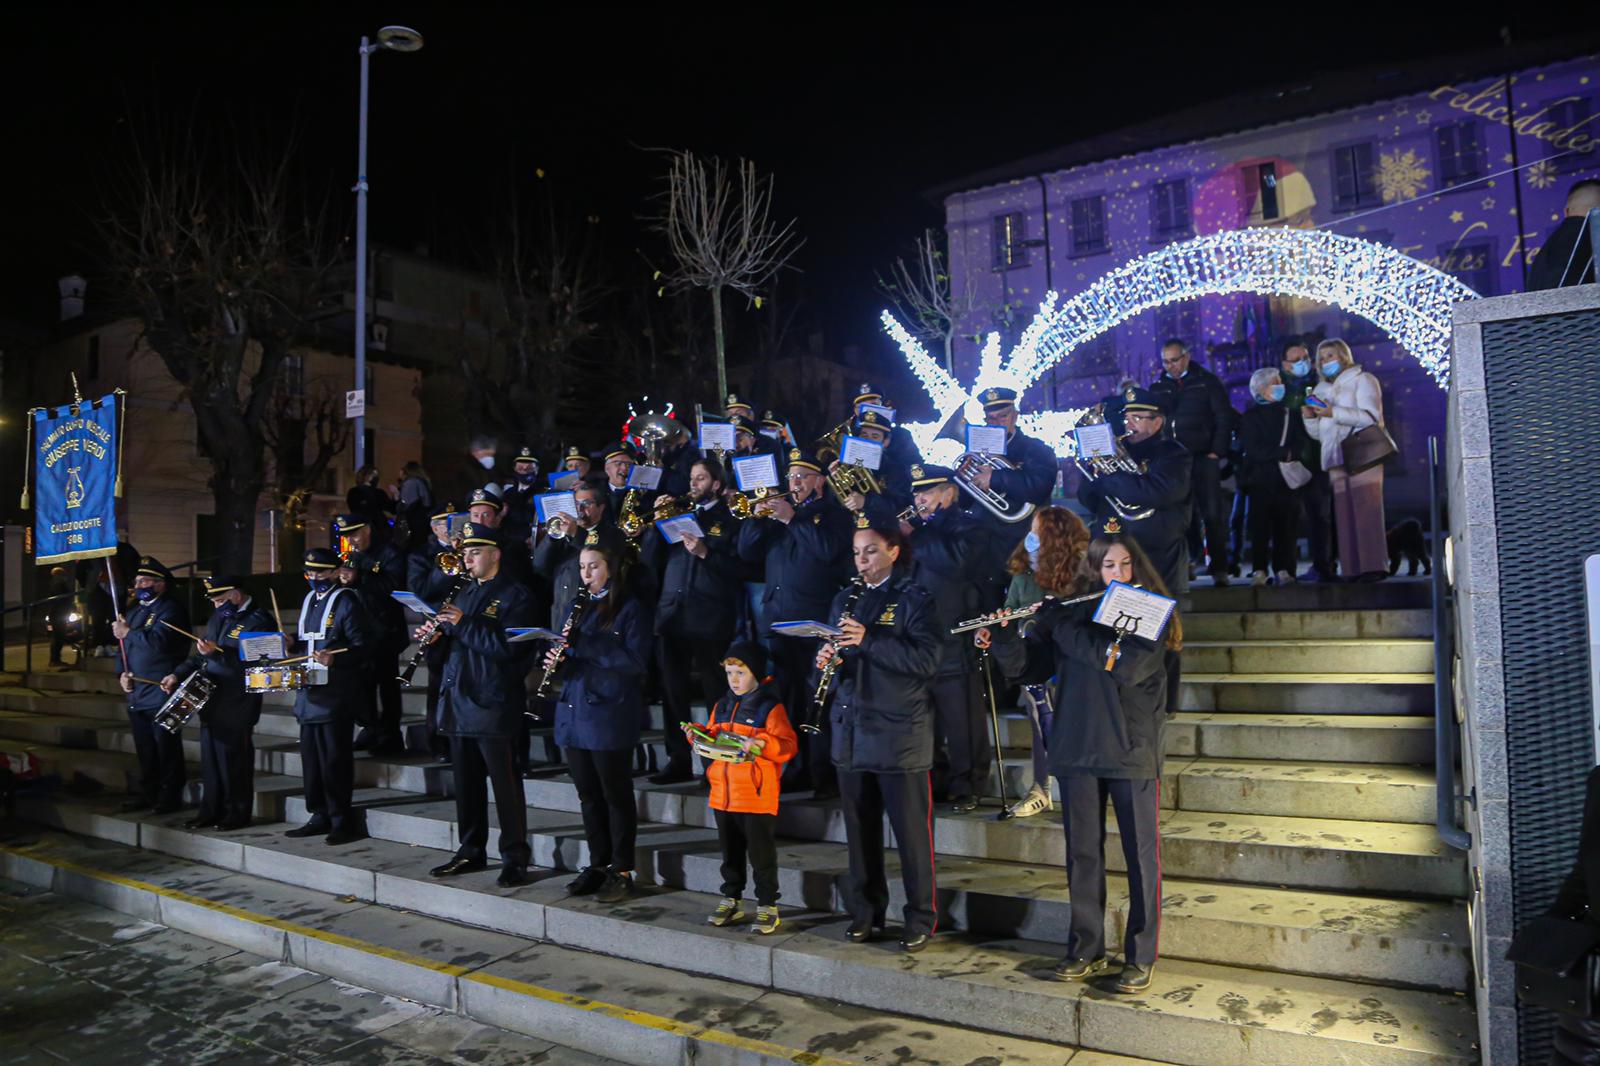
[
  {"xmin": 595, "ymin": 870, "xmax": 634, "ymax": 903},
  {"xmin": 566, "ymin": 867, "xmax": 607, "ymax": 896}
]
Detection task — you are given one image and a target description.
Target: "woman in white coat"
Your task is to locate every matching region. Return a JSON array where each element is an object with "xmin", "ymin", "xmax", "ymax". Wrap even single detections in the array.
[{"xmin": 1301, "ymin": 339, "xmax": 1388, "ymax": 582}]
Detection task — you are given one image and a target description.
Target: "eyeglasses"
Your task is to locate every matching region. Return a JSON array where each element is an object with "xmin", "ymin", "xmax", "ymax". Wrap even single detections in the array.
[{"xmin": 575, "ymin": 499, "xmax": 601, "ymax": 511}]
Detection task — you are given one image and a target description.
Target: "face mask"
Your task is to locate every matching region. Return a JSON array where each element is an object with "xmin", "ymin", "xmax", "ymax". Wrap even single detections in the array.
[
  {"xmin": 1288, "ymin": 359, "xmax": 1311, "ymax": 378},
  {"xmin": 1024, "ymin": 530, "xmax": 1042, "ymax": 568},
  {"xmin": 1262, "ymin": 384, "xmax": 1285, "ymax": 403},
  {"xmin": 517, "ymin": 471, "xmax": 538, "ymax": 486},
  {"xmin": 478, "ymin": 455, "xmax": 495, "ymax": 470},
  {"xmin": 309, "ymin": 577, "xmax": 334, "ymax": 594},
  {"xmin": 214, "ymin": 600, "xmax": 238, "ymax": 619},
  {"xmin": 134, "ymin": 587, "xmax": 157, "ymax": 604},
  {"xmin": 1321, "ymin": 360, "xmax": 1342, "ymax": 379}
]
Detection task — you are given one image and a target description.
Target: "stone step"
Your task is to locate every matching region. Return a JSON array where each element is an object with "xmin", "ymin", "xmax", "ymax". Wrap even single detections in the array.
[
  {"xmin": 1183, "ymin": 609, "xmax": 1433, "ymax": 641},
  {"xmin": 22, "ymin": 670, "xmax": 437, "ymax": 711},
  {"xmin": 15, "ymin": 793, "xmax": 1477, "ymax": 1008},
  {"xmin": 1178, "ymin": 674, "xmax": 1435, "ymax": 715},
  {"xmin": 1181, "ymin": 580, "xmax": 1431, "ymax": 614},
  {"xmin": 3, "ymin": 825, "xmax": 1142, "ymax": 1066},
  {"xmin": 1177, "ymin": 713, "xmax": 1435, "ymax": 765},
  {"xmin": 1182, "ymin": 640, "xmax": 1434, "ymax": 675}
]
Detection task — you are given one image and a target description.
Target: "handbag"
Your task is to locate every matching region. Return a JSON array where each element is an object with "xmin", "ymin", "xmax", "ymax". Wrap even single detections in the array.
[
  {"xmin": 1508, "ymin": 914, "xmax": 1600, "ymax": 1017},
  {"xmin": 1276, "ymin": 410, "xmax": 1312, "ymax": 490},
  {"xmin": 1341, "ymin": 422, "xmax": 1398, "ymax": 472}
]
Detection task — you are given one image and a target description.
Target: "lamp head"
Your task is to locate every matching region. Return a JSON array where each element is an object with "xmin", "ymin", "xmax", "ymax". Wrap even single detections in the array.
[{"xmin": 377, "ymin": 25, "xmax": 424, "ymax": 52}]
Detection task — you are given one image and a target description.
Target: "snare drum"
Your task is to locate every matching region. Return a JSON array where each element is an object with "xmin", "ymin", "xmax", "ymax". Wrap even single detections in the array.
[
  {"xmin": 245, "ymin": 664, "xmax": 310, "ymax": 692},
  {"xmin": 154, "ymin": 673, "xmax": 215, "ymax": 735}
]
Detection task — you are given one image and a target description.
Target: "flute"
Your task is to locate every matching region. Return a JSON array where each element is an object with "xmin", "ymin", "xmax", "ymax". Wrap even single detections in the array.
[{"xmin": 947, "ymin": 591, "xmax": 1102, "ymax": 635}]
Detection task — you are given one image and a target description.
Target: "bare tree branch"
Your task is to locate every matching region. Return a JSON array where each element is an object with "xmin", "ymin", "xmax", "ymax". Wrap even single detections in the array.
[{"xmin": 876, "ymin": 228, "xmax": 983, "ymax": 373}]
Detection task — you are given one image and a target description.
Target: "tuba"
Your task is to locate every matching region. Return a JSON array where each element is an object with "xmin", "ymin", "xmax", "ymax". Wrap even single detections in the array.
[
  {"xmin": 953, "ymin": 452, "xmax": 1036, "ymax": 524},
  {"xmin": 814, "ymin": 418, "xmax": 853, "ymax": 467},
  {"xmin": 1073, "ymin": 404, "xmax": 1153, "ymax": 522},
  {"xmin": 631, "ymin": 413, "xmax": 681, "ymax": 466}
]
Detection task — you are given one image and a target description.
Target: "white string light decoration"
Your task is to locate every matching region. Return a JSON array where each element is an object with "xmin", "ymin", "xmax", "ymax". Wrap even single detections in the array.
[{"xmin": 885, "ymin": 228, "xmax": 1478, "ymax": 461}]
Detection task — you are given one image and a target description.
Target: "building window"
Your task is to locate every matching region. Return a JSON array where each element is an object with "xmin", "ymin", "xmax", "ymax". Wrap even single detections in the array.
[
  {"xmin": 1149, "ymin": 179, "xmax": 1191, "ymax": 241},
  {"xmin": 1253, "ymin": 163, "xmax": 1280, "ymax": 222},
  {"xmin": 282, "ymin": 353, "xmax": 304, "ymax": 398},
  {"xmin": 1439, "ymin": 239, "xmax": 1495, "ymax": 296},
  {"xmin": 1069, "ymin": 195, "xmax": 1108, "ymax": 256},
  {"xmin": 86, "ymin": 334, "xmax": 100, "ymax": 381},
  {"xmin": 1435, "ymin": 120, "xmax": 1485, "ymax": 189},
  {"xmin": 1332, "ymin": 142, "xmax": 1379, "ymax": 210},
  {"xmin": 991, "ymin": 212, "xmax": 1029, "ymax": 270},
  {"xmin": 1544, "ymin": 95, "xmax": 1596, "ymax": 173}
]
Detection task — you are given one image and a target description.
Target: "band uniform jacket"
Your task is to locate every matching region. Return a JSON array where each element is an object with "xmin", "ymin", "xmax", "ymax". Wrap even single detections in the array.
[
  {"xmin": 437, "ymin": 572, "xmax": 537, "ymax": 738},
  {"xmin": 351, "ymin": 543, "xmax": 408, "ymax": 653},
  {"xmin": 909, "ymin": 506, "xmax": 993, "ymax": 678},
  {"xmin": 293, "ymin": 587, "xmax": 372, "ymax": 725},
  {"xmin": 988, "ymin": 427, "xmax": 1059, "ymax": 508},
  {"xmin": 736, "ymin": 495, "xmax": 855, "ymax": 627},
  {"xmin": 640, "ymin": 500, "xmax": 742, "ymax": 644},
  {"xmin": 172, "ymin": 599, "xmax": 278, "ymax": 730},
  {"xmin": 825, "ymin": 572, "xmax": 943, "ymax": 774},
  {"xmin": 1076, "ymin": 433, "xmax": 1192, "ymax": 590},
  {"xmin": 993, "ymin": 597, "xmax": 1168, "ymax": 780},
  {"xmin": 532, "ymin": 520, "xmax": 654, "ymax": 628},
  {"xmin": 1149, "ymin": 360, "xmax": 1236, "ymax": 458},
  {"xmin": 703, "ymin": 678, "xmax": 797, "ymax": 816},
  {"xmin": 860, "ymin": 426, "xmax": 924, "ymax": 526},
  {"xmin": 124, "ymin": 596, "xmax": 192, "ymax": 714},
  {"xmin": 552, "ymin": 594, "xmax": 654, "ymax": 752},
  {"xmin": 408, "ymin": 539, "xmax": 460, "ymax": 605}
]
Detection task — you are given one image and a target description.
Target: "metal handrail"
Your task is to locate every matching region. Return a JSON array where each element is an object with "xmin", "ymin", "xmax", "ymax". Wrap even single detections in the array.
[{"xmin": 1429, "ymin": 436, "xmax": 1470, "ymax": 850}]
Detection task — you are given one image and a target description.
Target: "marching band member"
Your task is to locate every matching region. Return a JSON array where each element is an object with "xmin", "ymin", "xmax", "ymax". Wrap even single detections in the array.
[
  {"xmin": 501, "ymin": 444, "xmax": 543, "ymax": 547},
  {"xmin": 285, "ymin": 547, "xmax": 372, "ymax": 845},
  {"xmin": 164, "ymin": 574, "xmax": 277, "ymax": 830},
  {"xmin": 115, "ymin": 556, "xmax": 192, "ymax": 814},
  {"xmin": 336, "ymin": 513, "xmax": 408, "ymax": 755},
  {"xmin": 736, "ymin": 447, "xmax": 854, "ymax": 798},
  {"xmin": 982, "ymin": 521, "xmax": 1182, "ymax": 993},
  {"xmin": 466, "ymin": 485, "xmax": 537, "ymax": 590},
  {"xmin": 534, "ymin": 480, "xmax": 623, "ymax": 628},
  {"xmin": 601, "ymin": 441, "xmax": 639, "ymax": 519},
  {"xmin": 550, "ymin": 534, "xmax": 654, "ymax": 903},
  {"xmin": 426, "ymin": 524, "xmax": 538, "ymax": 887},
  {"xmin": 640, "ymin": 457, "xmax": 743, "ymax": 785},
  {"xmin": 850, "ymin": 383, "xmax": 923, "ymax": 476},
  {"xmin": 835, "ymin": 408, "xmax": 913, "ymax": 528},
  {"xmin": 408, "ymin": 502, "xmax": 462, "ymax": 762},
  {"xmin": 965, "ymin": 386, "xmax": 1058, "ymax": 512},
  {"xmin": 654, "ymin": 418, "xmax": 701, "ymax": 498},
  {"xmin": 817, "ymin": 515, "xmax": 942, "ymax": 952},
  {"xmin": 562, "ymin": 445, "xmax": 593, "ymax": 481},
  {"xmin": 724, "ymin": 392, "xmax": 756, "ymax": 422},
  {"xmin": 904, "ymin": 464, "xmax": 995, "ymax": 812},
  {"xmin": 695, "ymin": 641, "xmax": 797, "ymax": 934},
  {"xmin": 759, "ymin": 410, "xmax": 791, "ymax": 450}
]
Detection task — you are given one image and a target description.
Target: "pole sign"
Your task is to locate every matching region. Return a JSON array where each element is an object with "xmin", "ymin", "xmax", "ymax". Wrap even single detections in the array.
[{"xmin": 345, "ymin": 389, "xmax": 366, "ymax": 419}]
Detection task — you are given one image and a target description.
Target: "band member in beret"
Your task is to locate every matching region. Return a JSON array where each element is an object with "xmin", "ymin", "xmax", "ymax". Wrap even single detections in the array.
[
  {"xmin": 426, "ymin": 524, "xmax": 538, "ymax": 887},
  {"xmin": 115, "ymin": 556, "xmax": 193, "ymax": 814},
  {"xmin": 164, "ymin": 575, "xmax": 278, "ymax": 830}
]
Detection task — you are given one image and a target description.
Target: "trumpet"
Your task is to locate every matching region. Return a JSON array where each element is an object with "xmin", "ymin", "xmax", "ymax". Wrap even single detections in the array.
[
  {"xmin": 954, "ymin": 452, "xmax": 1036, "ymax": 525},
  {"xmin": 1073, "ymin": 404, "xmax": 1153, "ymax": 522},
  {"xmin": 948, "ymin": 591, "xmax": 1102, "ymax": 635},
  {"xmin": 729, "ymin": 487, "xmax": 796, "ymax": 518},
  {"xmin": 652, "ymin": 494, "xmax": 694, "ymax": 521},
  {"xmin": 398, "ymin": 537, "xmax": 467, "ymax": 687}
]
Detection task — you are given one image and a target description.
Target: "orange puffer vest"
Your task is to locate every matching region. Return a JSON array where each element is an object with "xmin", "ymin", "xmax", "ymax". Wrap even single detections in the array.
[{"xmin": 704, "ymin": 678, "xmax": 797, "ymax": 816}]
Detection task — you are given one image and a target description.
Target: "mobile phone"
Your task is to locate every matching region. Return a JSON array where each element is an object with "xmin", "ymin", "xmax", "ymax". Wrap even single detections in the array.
[{"xmin": 1305, "ymin": 395, "xmax": 1328, "ymax": 409}]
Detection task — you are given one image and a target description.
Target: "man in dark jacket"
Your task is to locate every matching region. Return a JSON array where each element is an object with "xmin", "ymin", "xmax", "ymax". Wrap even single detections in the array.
[
  {"xmin": 962, "ymin": 386, "xmax": 1058, "ymax": 513},
  {"xmin": 115, "ymin": 556, "xmax": 192, "ymax": 813},
  {"xmin": 533, "ymin": 481, "xmax": 619, "ymax": 628},
  {"xmin": 1529, "ymin": 180, "xmax": 1599, "ymax": 290},
  {"xmin": 907, "ymin": 465, "xmax": 996, "ymax": 811},
  {"xmin": 426, "ymin": 524, "xmax": 538, "ymax": 886},
  {"xmin": 1149, "ymin": 339, "xmax": 1236, "ymax": 583},
  {"xmin": 336, "ymin": 513, "xmax": 407, "ymax": 754},
  {"xmin": 501, "ymin": 445, "xmax": 543, "ymax": 547},
  {"xmin": 737, "ymin": 448, "xmax": 855, "ymax": 797},
  {"xmin": 408, "ymin": 503, "xmax": 464, "ymax": 760},
  {"xmin": 640, "ymin": 456, "xmax": 743, "ymax": 784},
  {"xmin": 1078, "ymin": 387, "xmax": 1192, "ymax": 593},
  {"xmin": 286, "ymin": 548, "xmax": 372, "ymax": 845},
  {"xmin": 1280, "ymin": 340, "xmax": 1336, "ymax": 581},
  {"xmin": 165, "ymin": 574, "xmax": 277, "ymax": 830}
]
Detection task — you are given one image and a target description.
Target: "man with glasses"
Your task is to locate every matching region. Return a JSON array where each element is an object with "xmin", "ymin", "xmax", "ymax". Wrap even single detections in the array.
[
  {"xmin": 737, "ymin": 448, "xmax": 855, "ymax": 798},
  {"xmin": 1149, "ymin": 338, "xmax": 1237, "ymax": 586}
]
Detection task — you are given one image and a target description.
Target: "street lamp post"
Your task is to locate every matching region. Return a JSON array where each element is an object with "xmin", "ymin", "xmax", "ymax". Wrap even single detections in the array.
[{"xmin": 353, "ymin": 24, "xmax": 423, "ymax": 472}]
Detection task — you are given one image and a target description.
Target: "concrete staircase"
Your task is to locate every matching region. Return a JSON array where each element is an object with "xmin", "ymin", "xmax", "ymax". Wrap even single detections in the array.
[{"xmin": 0, "ymin": 579, "xmax": 1478, "ymax": 1065}]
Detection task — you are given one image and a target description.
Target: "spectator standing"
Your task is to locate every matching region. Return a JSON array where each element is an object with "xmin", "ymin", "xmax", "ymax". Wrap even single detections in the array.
[
  {"xmin": 1149, "ymin": 339, "xmax": 1236, "ymax": 585},
  {"xmin": 1238, "ymin": 368, "xmax": 1310, "ymax": 586},
  {"xmin": 1280, "ymin": 340, "xmax": 1337, "ymax": 581},
  {"xmin": 1302, "ymin": 339, "xmax": 1388, "ymax": 583}
]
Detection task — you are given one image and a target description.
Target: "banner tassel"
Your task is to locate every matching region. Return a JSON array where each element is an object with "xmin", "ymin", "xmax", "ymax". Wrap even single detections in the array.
[
  {"xmin": 113, "ymin": 390, "xmax": 126, "ymax": 498},
  {"xmin": 19, "ymin": 410, "xmax": 31, "ymax": 510}
]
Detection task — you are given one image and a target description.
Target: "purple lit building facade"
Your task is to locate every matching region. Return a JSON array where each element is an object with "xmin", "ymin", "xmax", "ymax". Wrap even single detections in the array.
[{"xmin": 940, "ymin": 51, "xmax": 1599, "ymax": 516}]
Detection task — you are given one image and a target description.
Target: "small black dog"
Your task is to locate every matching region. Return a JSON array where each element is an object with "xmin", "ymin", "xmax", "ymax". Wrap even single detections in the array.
[{"xmin": 1387, "ymin": 517, "xmax": 1432, "ymax": 576}]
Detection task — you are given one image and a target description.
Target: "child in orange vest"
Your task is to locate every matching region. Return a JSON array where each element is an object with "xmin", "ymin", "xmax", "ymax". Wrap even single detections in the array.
[{"xmin": 685, "ymin": 641, "xmax": 797, "ymax": 934}]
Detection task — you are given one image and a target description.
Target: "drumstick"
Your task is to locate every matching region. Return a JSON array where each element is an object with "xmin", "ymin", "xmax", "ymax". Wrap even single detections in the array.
[
  {"xmin": 272, "ymin": 649, "xmax": 350, "ymax": 667},
  {"xmin": 126, "ymin": 676, "xmax": 165, "ymax": 687},
  {"xmin": 269, "ymin": 588, "xmax": 285, "ymax": 634},
  {"xmin": 159, "ymin": 619, "xmax": 206, "ymax": 644}
]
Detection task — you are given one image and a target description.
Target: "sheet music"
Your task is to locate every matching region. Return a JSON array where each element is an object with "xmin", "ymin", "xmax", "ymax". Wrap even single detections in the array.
[
  {"xmin": 390, "ymin": 591, "xmax": 437, "ymax": 617},
  {"xmin": 238, "ymin": 632, "xmax": 286, "ymax": 661},
  {"xmin": 546, "ymin": 470, "xmax": 581, "ymax": 490},
  {"xmin": 965, "ymin": 425, "xmax": 1007, "ymax": 456},
  {"xmin": 507, "ymin": 627, "xmax": 562, "ymax": 643},
  {"xmin": 1092, "ymin": 581, "xmax": 1177, "ymax": 642},
  {"xmin": 732, "ymin": 453, "xmax": 780, "ymax": 491},
  {"xmin": 699, "ymin": 423, "xmax": 737, "ymax": 454},
  {"xmin": 840, "ymin": 435, "xmax": 883, "ymax": 471},
  {"xmin": 534, "ymin": 491, "xmax": 578, "ymax": 524},
  {"xmin": 1073, "ymin": 422, "xmax": 1117, "ymax": 459},
  {"xmin": 771, "ymin": 620, "xmax": 845, "ymax": 639},
  {"xmin": 626, "ymin": 465, "xmax": 664, "ymax": 490},
  {"xmin": 655, "ymin": 513, "xmax": 706, "ymax": 545}
]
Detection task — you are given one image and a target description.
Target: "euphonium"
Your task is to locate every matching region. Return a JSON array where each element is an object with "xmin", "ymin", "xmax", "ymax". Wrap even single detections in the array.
[
  {"xmin": 954, "ymin": 452, "xmax": 1036, "ymax": 524},
  {"xmin": 1072, "ymin": 404, "xmax": 1153, "ymax": 522}
]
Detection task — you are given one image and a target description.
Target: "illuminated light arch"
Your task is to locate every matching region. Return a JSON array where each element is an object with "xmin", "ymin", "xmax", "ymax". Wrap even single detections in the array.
[{"xmin": 885, "ymin": 228, "xmax": 1479, "ymax": 463}]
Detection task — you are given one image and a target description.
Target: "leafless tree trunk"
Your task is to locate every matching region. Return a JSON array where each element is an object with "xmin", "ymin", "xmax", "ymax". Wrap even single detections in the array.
[
  {"xmin": 261, "ymin": 377, "xmax": 352, "ymax": 504},
  {"xmin": 650, "ymin": 150, "xmax": 803, "ymax": 402},
  {"xmin": 877, "ymin": 228, "xmax": 982, "ymax": 373},
  {"xmin": 99, "ymin": 128, "xmax": 337, "ymax": 573}
]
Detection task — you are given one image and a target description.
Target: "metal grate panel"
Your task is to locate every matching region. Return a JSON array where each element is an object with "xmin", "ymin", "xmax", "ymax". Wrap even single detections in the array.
[{"xmin": 1483, "ymin": 307, "xmax": 1600, "ymax": 1063}]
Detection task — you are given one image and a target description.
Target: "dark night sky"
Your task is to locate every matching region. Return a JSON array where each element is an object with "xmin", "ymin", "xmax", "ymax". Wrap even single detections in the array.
[{"xmin": 0, "ymin": 8, "xmax": 1576, "ymax": 355}]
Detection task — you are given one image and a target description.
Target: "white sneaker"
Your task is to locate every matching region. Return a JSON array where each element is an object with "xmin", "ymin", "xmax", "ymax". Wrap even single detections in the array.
[
  {"xmin": 1250, "ymin": 571, "xmax": 1268, "ymax": 587},
  {"xmin": 1275, "ymin": 570, "xmax": 1296, "ymax": 585},
  {"xmin": 1010, "ymin": 783, "xmax": 1052, "ymax": 817}
]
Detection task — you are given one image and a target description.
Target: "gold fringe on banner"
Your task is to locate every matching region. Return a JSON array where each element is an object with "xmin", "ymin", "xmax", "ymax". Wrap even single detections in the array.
[
  {"xmin": 114, "ymin": 389, "xmax": 127, "ymax": 498},
  {"xmin": 18, "ymin": 408, "xmax": 33, "ymax": 511}
]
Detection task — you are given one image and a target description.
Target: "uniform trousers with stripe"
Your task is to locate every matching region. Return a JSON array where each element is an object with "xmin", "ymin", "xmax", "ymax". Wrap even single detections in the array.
[
  {"xmin": 836, "ymin": 769, "xmax": 937, "ymax": 936},
  {"xmin": 1060, "ymin": 774, "xmax": 1161, "ymax": 966}
]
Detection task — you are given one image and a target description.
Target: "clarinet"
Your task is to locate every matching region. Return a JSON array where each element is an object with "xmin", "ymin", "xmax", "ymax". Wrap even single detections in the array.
[
  {"xmin": 397, "ymin": 576, "xmax": 468, "ymax": 687},
  {"xmin": 536, "ymin": 592, "xmax": 592, "ymax": 700},
  {"xmin": 801, "ymin": 579, "xmax": 867, "ymax": 735}
]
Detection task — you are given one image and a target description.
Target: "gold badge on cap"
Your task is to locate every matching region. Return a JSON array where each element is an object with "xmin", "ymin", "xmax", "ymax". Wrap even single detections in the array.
[
  {"xmin": 461, "ymin": 522, "xmax": 477, "ymax": 539},
  {"xmin": 1124, "ymin": 387, "xmax": 1137, "ymax": 402},
  {"xmin": 1104, "ymin": 517, "xmax": 1123, "ymax": 535},
  {"xmin": 789, "ymin": 448, "xmax": 802, "ymax": 461},
  {"xmin": 854, "ymin": 511, "xmax": 871, "ymax": 529},
  {"xmin": 910, "ymin": 464, "xmax": 924, "ymax": 480}
]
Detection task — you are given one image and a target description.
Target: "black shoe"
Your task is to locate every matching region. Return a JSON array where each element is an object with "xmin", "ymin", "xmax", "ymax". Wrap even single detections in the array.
[
  {"xmin": 595, "ymin": 870, "xmax": 634, "ymax": 903},
  {"xmin": 182, "ymin": 816, "xmax": 219, "ymax": 830},
  {"xmin": 431, "ymin": 855, "xmax": 488, "ymax": 878},
  {"xmin": 496, "ymin": 865, "xmax": 529, "ymax": 888},
  {"xmin": 325, "ymin": 826, "xmax": 369, "ymax": 846},
  {"xmin": 1053, "ymin": 955, "xmax": 1111, "ymax": 981},
  {"xmin": 215, "ymin": 817, "xmax": 252, "ymax": 831},
  {"xmin": 284, "ymin": 820, "xmax": 330, "ymax": 838},
  {"xmin": 949, "ymin": 795, "xmax": 978, "ymax": 814},
  {"xmin": 899, "ymin": 932, "xmax": 931, "ymax": 954},
  {"xmin": 1113, "ymin": 962, "xmax": 1153, "ymax": 993},
  {"xmin": 119, "ymin": 799, "xmax": 153, "ymax": 813},
  {"xmin": 566, "ymin": 867, "xmax": 607, "ymax": 896},
  {"xmin": 353, "ymin": 729, "xmax": 375, "ymax": 751},
  {"xmin": 845, "ymin": 918, "xmax": 883, "ymax": 943},
  {"xmin": 648, "ymin": 765, "xmax": 694, "ymax": 786}
]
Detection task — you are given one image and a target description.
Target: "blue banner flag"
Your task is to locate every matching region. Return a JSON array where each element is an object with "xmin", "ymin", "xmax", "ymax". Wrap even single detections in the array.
[{"xmin": 28, "ymin": 393, "xmax": 121, "ymax": 564}]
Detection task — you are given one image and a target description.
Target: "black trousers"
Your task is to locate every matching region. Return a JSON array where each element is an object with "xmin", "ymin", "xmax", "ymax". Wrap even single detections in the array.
[
  {"xmin": 1299, "ymin": 466, "xmax": 1336, "ymax": 576},
  {"xmin": 836, "ymin": 769, "xmax": 937, "ymax": 937},
  {"xmin": 127, "ymin": 709, "xmax": 186, "ymax": 806},
  {"xmin": 1247, "ymin": 487, "xmax": 1301, "ymax": 575},
  {"xmin": 931, "ymin": 672, "xmax": 988, "ymax": 801},
  {"xmin": 423, "ymin": 641, "xmax": 449, "ymax": 755},
  {"xmin": 1061, "ymin": 775, "xmax": 1161, "ymax": 967},
  {"xmin": 567, "ymin": 746, "xmax": 637, "ymax": 872},
  {"xmin": 1185, "ymin": 455, "xmax": 1230, "ymax": 575},
  {"xmin": 298, "ymin": 719, "xmax": 362, "ymax": 832},
  {"xmin": 361, "ymin": 644, "xmax": 405, "ymax": 744},
  {"xmin": 450, "ymin": 734, "xmax": 530, "ymax": 868},
  {"xmin": 657, "ymin": 632, "xmax": 729, "ymax": 771},
  {"xmin": 197, "ymin": 717, "xmax": 255, "ymax": 823},
  {"xmin": 713, "ymin": 809, "xmax": 780, "ymax": 905},
  {"xmin": 771, "ymin": 634, "xmax": 833, "ymax": 792}
]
